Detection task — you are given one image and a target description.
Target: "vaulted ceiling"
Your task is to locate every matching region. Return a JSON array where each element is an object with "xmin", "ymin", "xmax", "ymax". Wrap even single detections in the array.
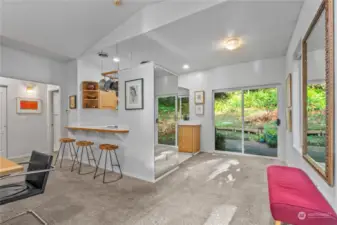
[
  {"xmin": 92, "ymin": 0, "xmax": 304, "ymax": 74},
  {"xmin": 1, "ymin": 0, "xmax": 305, "ymax": 74},
  {"xmin": 2, "ymin": 0, "xmax": 154, "ymax": 60}
]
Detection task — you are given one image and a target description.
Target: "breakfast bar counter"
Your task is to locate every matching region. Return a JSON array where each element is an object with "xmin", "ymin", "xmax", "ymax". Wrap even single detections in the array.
[
  {"xmin": 65, "ymin": 124, "xmax": 154, "ymax": 182},
  {"xmin": 66, "ymin": 125, "xmax": 129, "ymax": 133}
]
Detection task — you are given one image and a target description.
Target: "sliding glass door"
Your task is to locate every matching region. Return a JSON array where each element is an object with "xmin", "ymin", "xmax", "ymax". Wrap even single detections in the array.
[
  {"xmin": 243, "ymin": 88, "xmax": 278, "ymax": 157},
  {"xmin": 214, "ymin": 91, "xmax": 242, "ymax": 153},
  {"xmin": 214, "ymin": 87, "xmax": 278, "ymax": 157}
]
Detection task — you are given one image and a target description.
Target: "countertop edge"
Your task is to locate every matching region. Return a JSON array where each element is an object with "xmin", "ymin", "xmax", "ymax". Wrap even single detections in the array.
[{"xmin": 65, "ymin": 126, "xmax": 129, "ymax": 133}]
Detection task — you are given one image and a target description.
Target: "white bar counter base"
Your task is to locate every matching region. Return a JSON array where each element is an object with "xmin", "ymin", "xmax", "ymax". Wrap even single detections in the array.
[{"xmin": 66, "ymin": 124, "xmax": 154, "ymax": 182}]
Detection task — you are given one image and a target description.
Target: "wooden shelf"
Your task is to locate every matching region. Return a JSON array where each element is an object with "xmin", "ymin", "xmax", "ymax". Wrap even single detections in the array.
[
  {"xmin": 83, "ymin": 90, "xmax": 99, "ymax": 92},
  {"xmin": 102, "ymin": 70, "xmax": 118, "ymax": 76},
  {"xmin": 82, "ymin": 81, "xmax": 99, "ymax": 109},
  {"xmin": 81, "ymin": 81, "xmax": 118, "ymax": 110}
]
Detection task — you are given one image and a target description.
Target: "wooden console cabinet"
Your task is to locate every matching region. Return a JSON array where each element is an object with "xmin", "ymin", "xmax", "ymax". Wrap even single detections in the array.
[{"xmin": 178, "ymin": 125, "xmax": 200, "ymax": 153}]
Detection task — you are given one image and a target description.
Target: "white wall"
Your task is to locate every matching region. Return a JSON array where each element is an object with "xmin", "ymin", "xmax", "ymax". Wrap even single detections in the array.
[
  {"xmin": 1, "ymin": 46, "xmax": 66, "ymax": 84},
  {"xmin": 76, "ymin": 59, "xmax": 118, "ymax": 125},
  {"xmin": 71, "ymin": 59, "xmax": 155, "ymax": 181},
  {"xmin": 285, "ymin": 0, "xmax": 336, "ymax": 210},
  {"xmin": 0, "ymin": 46, "xmax": 77, "ymax": 156},
  {"xmin": 0, "ymin": 77, "xmax": 49, "ymax": 158},
  {"xmin": 154, "ymin": 74, "xmax": 178, "ymax": 96},
  {"xmin": 118, "ymin": 63, "xmax": 155, "ymax": 181},
  {"xmin": 178, "ymin": 87, "xmax": 189, "ymax": 96},
  {"xmin": 179, "ymin": 57, "xmax": 286, "ymax": 152}
]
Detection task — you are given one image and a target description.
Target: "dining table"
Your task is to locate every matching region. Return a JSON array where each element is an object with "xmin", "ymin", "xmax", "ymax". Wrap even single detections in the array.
[{"xmin": 0, "ymin": 156, "xmax": 24, "ymax": 177}]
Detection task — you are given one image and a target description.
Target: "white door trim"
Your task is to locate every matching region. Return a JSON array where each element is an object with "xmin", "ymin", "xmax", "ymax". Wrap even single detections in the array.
[{"xmin": 0, "ymin": 86, "xmax": 8, "ymax": 158}]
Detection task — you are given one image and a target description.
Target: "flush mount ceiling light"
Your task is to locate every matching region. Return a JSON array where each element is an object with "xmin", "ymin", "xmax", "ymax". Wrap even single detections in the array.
[
  {"xmin": 183, "ymin": 64, "xmax": 190, "ymax": 70},
  {"xmin": 223, "ymin": 37, "xmax": 242, "ymax": 51},
  {"xmin": 113, "ymin": 57, "xmax": 120, "ymax": 63},
  {"xmin": 114, "ymin": 0, "xmax": 121, "ymax": 6}
]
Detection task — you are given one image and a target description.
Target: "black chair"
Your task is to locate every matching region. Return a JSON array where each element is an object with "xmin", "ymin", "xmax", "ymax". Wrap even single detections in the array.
[{"xmin": 0, "ymin": 151, "xmax": 54, "ymax": 225}]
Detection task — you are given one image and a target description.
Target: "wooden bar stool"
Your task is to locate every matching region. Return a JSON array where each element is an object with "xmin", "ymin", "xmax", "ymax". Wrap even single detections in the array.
[
  {"xmin": 71, "ymin": 141, "xmax": 97, "ymax": 175},
  {"xmin": 94, "ymin": 144, "xmax": 122, "ymax": 183},
  {"xmin": 54, "ymin": 138, "xmax": 76, "ymax": 168}
]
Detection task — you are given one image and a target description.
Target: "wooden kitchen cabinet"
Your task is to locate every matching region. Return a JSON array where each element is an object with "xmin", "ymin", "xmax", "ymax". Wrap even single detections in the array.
[
  {"xmin": 178, "ymin": 125, "xmax": 200, "ymax": 153},
  {"xmin": 99, "ymin": 91, "xmax": 117, "ymax": 109},
  {"xmin": 82, "ymin": 81, "xmax": 117, "ymax": 110}
]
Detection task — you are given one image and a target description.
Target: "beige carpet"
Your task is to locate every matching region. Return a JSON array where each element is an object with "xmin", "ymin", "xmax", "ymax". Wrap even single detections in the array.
[{"xmin": 0, "ymin": 153, "xmax": 279, "ymax": 225}]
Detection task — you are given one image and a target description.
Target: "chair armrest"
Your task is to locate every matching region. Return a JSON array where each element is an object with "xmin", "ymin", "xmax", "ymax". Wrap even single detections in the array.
[
  {"xmin": 0, "ymin": 166, "xmax": 55, "ymax": 180},
  {"xmin": 18, "ymin": 161, "xmax": 30, "ymax": 165}
]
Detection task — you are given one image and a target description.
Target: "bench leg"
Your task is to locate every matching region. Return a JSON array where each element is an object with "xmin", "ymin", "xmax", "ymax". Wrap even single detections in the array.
[{"xmin": 275, "ymin": 221, "xmax": 290, "ymax": 225}]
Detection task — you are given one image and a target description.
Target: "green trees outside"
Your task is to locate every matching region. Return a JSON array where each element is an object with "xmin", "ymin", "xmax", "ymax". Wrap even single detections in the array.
[
  {"xmin": 215, "ymin": 88, "xmax": 278, "ymax": 151},
  {"xmin": 306, "ymin": 84, "xmax": 326, "ymax": 149},
  {"xmin": 215, "ymin": 85, "xmax": 326, "ymax": 153},
  {"xmin": 157, "ymin": 97, "xmax": 189, "ymax": 145},
  {"xmin": 157, "ymin": 85, "xmax": 325, "ymax": 151}
]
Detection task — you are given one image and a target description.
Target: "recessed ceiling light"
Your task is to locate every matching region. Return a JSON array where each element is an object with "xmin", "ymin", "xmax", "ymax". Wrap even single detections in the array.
[
  {"xmin": 183, "ymin": 64, "xmax": 190, "ymax": 70},
  {"xmin": 223, "ymin": 37, "xmax": 242, "ymax": 51},
  {"xmin": 113, "ymin": 57, "xmax": 120, "ymax": 63}
]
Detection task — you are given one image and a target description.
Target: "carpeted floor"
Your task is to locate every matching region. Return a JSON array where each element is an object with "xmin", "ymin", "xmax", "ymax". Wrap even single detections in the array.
[{"xmin": 0, "ymin": 153, "xmax": 279, "ymax": 225}]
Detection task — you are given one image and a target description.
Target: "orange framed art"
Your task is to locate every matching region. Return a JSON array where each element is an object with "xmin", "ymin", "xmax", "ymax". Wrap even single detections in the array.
[{"xmin": 16, "ymin": 98, "xmax": 42, "ymax": 114}]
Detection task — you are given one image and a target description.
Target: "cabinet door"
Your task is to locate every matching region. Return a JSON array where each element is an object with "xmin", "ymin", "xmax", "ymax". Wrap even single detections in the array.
[
  {"xmin": 100, "ymin": 91, "xmax": 117, "ymax": 109},
  {"xmin": 179, "ymin": 126, "xmax": 193, "ymax": 153}
]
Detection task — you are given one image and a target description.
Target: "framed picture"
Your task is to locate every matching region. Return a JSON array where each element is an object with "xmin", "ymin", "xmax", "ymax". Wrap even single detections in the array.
[
  {"xmin": 286, "ymin": 73, "xmax": 292, "ymax": 107},
  {"xmin": 125, "ymin": 78, "xmax": 144, "ymax": 110},
  {"xmin": 16, "ymin": 98, "xmax": 42, "ymax": 114},
  {"xmin": 195, "ymin": 104, "xmax": 204, "ymax": 115},
  {"xmin": 69, "ymin": 95, "xmax": 77, "ymax": 109},
  {"xmin": 195, "ymin": 91, "xmax": 205, "ymax": 104},
  {"xmin": 286, "ymin": 107, "xmax": 292, "ymax": 132}
]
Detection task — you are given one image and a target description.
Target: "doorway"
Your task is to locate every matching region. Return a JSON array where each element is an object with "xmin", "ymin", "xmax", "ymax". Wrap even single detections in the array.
[
  {"xmin": 214, "ymin": 86, "xmax": 279, "ymax": 157},
  {"xmin": 177, "ymin": 96, "xmax": 189, "ymax": 121},
  {"xmin": 49, "ymin": 89, "xmax": 61, "ymax": 152},
  {"xmin": 0, "ymin": 87, "xmax": 7, "ymax": 157}
]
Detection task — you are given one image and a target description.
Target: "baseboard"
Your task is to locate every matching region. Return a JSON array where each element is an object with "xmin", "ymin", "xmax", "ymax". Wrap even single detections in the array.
[
  {"xmin": 62, "ymin": 156, "xmax": 155, "ymax": 183},
  {"xmin": 8, "ymin": 150, "xmax": 51, "ymax": 160},
  {"xmin": 7, "ymin": 153, "xmax": 31, "ymax": 160}
]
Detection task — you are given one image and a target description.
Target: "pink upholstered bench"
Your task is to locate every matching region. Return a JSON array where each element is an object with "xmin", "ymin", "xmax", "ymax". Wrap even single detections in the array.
[{"xmin": 267, "ymin": 165, "xmax": 337, "ymax": 225}]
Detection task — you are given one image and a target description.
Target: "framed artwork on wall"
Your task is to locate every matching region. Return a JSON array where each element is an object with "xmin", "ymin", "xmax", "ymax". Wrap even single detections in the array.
[
  {"xmin": 195, "ymin": 104, "xmax": 204, "ymax": 115},
  {"xmin": 286, "ymin": 108, "xmax": 292, "ymax": 132},
  {"xmin": 16, "ymin": 98, "xmax": 42, "ymax": 114},
  {"xmin": 195, "ymin": 91, "xmax": 205, "ymax": 104},
  {"xmin": 125, "ymin": 78, "xmax": 144, "ymax": 110},
  {"xmin": 69, "ymin": 95, "xmax": 77, "ymax": 109},
  {"xmin": 286, "ymin": 73, "xmax": 292, "ymax": 107}
]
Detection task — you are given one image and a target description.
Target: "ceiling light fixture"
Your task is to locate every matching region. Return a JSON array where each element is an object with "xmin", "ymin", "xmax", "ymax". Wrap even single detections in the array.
[
  {"xmin": 223, "ymin": 37, "xmax": 242, "ymax": 51},
  {"xmin": 114, "ymin": 0, "xmax": 121, "ymax": 6},
  {"xmin": 113, "ymin": 57, "xmax": 120, "ymax": 63},
  {"xmin": 183, "ymin": 64, "xmax": 190, "ymax": 70}
]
